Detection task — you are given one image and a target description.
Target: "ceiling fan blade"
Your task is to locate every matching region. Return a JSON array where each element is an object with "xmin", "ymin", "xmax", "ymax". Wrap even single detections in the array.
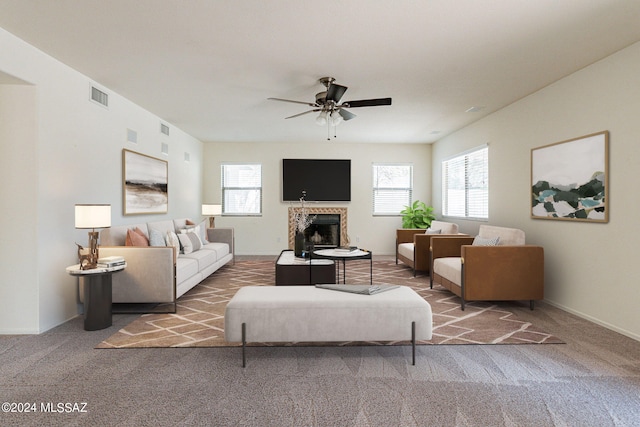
[
  {"xmin": 268, "ymin": 97, "xmax": 317, "ymax": 107},
  {"xmin": 338, "ymin": 109, "xmax": 356, "ymax": 121},
  {"xmin": 326, "ymin": 84, "xmax": 348, "ymax": 103},
  {"xmin": 343, "ymin": 98, "xmax": 392, "ymax": 108},
  {"xmin": 285, "ymin": 109, "xmax": 321, "ymax": 119}
]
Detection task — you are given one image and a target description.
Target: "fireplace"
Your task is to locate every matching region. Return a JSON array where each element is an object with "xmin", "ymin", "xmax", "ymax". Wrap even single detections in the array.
[
  {"xmin": 288, "ymin": 207, "xmax": 348, "ymax": 249},
  {"xmin": 304, "ymin": 214, "xmax": 340, "ymax": 248}
]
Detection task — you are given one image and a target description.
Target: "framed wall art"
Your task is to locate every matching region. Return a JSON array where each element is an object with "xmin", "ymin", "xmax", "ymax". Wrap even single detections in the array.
[
  {"xmin": 531, "ymin": 131, "xmax": 608, "ymax": 222},
  {"xmin": 123, "ymin": 149, "xmax": 168, "ymax": 215}
]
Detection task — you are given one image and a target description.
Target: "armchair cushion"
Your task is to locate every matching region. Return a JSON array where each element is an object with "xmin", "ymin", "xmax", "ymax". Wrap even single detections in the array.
[
  {"xmin": 425, "ymin": 228, "xmax": 441, "ymax": 234},
  {"xmin": 430, "ymin": 220, "xmax": 459, "ymax": 234}
]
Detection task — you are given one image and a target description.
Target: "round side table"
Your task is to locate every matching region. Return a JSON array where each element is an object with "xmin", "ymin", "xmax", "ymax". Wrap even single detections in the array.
[{"xmin": 66, "ymin": 263, "xmax": 126, "ymax": 331}]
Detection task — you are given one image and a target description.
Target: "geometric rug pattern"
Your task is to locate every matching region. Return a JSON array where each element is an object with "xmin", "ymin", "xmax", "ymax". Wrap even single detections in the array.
[{"xmin": 97, "ymin": 259, "xmax": 563, "ymax": 348}]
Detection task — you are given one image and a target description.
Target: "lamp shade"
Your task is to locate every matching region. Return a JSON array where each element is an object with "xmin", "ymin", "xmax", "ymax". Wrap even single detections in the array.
[
  {"xmin": 75, "ymin": 204, "xmax": 111, "ymax": 229},
  {"xmin": 202, "ymin": 204, "xmax": 222, "ymax": 216}
]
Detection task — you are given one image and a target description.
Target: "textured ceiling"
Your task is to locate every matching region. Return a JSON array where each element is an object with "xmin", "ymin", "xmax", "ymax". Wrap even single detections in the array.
[{"xmin": 1, "ymin": 0, "xmax": 640, "ymax": 144}]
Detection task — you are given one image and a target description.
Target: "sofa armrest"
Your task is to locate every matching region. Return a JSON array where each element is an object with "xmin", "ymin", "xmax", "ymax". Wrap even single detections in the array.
[
  {"xmin": 430, "ymin": 236, "xmax": 475, "ymax": 260},
  {"xmin": 99, "ymin": 246, "xmax": 175, "ymax": 304},
  {"xmin": 207, "ymin": 227, "xmax": 234, "ymax": 259},
  {"xmin": 461, "ymin": 245, "xmax": 544, "ymax": 301}
]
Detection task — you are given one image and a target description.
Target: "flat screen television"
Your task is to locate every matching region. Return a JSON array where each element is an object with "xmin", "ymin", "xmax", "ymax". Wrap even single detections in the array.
[{"xmin": 282, "ymin": 159, "xmax": 351, "ymax": 202}]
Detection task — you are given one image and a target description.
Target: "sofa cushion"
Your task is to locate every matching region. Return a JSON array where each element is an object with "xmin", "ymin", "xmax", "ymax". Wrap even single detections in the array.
[
  {"xmin": 196, "ymin": 220, "xmax": 209, "ymax": 243},
  {"xmin": 201, "ymin": 242, "xmax": 230, "ymax": 259},
  {"xmin": 176, "ymin": 257, "xmax": 198, "ymax": 285},
  {"xmin": 165, "ymin": 231, "xmax": 180, "ymax": 262},
  {"xmin": 126, "ymin": 228, "xmax": 149, "ymax": 246},
  {"xmin": 181, "ymin": 247, "xmax": 217, "ymax": 271},
  {"xmin": 397, "ymin": 242, "xmax": 414, "ymax": 261},
  {"xmin": 433, "ymin": 257, "xmax": 462, "ymax": 286}
]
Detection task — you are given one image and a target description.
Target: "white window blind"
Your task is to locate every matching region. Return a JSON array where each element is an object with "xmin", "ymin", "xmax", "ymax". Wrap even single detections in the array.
[
  {"xmin": 442, "ymin": 146, "xmax": 488, "ymax": 219},
  {"xmin": 372, "ymin": 164, "xmax": 412, "ymax": 215},
  {"xmin": 221, "ymin": 163, "xmax": 262, "ymax": 215}
]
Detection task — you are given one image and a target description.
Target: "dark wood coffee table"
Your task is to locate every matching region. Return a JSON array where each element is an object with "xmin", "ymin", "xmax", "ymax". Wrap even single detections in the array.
[{"xmin": 275, "ymin": 250, "xmax": 335, "ymax": 285}]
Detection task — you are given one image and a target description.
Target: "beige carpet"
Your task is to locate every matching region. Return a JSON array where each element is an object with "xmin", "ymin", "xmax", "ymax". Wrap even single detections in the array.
[{"xmin": 97, "ymin": 259, "xmax": 563, "ymax": 348}]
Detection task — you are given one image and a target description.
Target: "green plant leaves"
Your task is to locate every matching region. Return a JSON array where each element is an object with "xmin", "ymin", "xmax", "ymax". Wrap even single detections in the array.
[{"xmin": 400, "ymin": 200, "xmax": 435, "ymax": 229}]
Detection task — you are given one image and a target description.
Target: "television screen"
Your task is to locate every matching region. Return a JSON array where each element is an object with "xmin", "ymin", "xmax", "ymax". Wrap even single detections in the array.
[{"xmin": 282, "ymin": 159, "xmax": 351, "ymax": 202}]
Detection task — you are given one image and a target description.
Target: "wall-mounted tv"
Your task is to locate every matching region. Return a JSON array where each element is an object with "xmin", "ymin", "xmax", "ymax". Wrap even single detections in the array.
[{"xmin": 282, "ymin": 159, "xmax": 351, "ymax": 202}]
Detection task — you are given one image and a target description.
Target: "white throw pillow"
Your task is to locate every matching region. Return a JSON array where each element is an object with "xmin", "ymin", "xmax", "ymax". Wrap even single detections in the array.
[
  {"xmin": 425, "ymin": 228, "xmax": 441, "ymax": 235},
  {"xmin": 178, "ymin": 233, "xmax": 193, "ymax": 254}
]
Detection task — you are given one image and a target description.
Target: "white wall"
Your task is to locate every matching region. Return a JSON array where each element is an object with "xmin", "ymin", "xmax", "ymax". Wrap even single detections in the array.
[
  {"xmin": 431, "ymin": 41, "xmax": 640, "ymax": 341},
  {"xmin": 0, "ymin": 28, "xmax": 203, "ymax": 333},
  {"xmin": 203, "ymin": 142, "xmax": 432, "ymax": 256}
]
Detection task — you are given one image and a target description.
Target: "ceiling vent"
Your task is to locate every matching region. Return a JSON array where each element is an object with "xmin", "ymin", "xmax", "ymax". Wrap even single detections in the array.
[
  {"xmin": 160, "ymin": 123, "xmax": 170, "ymax": 135},
  {"xmin": 90, "ymin": 86, "xmax": 108, "ymax": 107}
]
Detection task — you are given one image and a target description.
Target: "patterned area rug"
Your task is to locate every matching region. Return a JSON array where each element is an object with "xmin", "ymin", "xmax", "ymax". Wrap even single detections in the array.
[{"xmin": 97, "ymin": 260, "xmax": 563, "ymax": 348}]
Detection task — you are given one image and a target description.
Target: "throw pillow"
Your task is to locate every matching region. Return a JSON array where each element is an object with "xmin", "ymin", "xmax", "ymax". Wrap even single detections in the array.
[
  {"xmin": 187, "ymin": 232, "xmax": 202, "ymax": 252},
  {"xmin": 177, "ymin": 233, "xmax": 193, "ymax": 254},
  {"xmin": 165, "ymin": 231, "xmax": 180, "ymax": 262},
  {"xmin": 186, "ymin": 219, "xmax": 196, "ymax": 226},
  {"xmin": 425, "ymin": 228, "xmax": 442, "ymax": 235},
  {"xmin": 473, "ymin": 236, "xmax": 500, "ymax": 246},
  {"xmin": 196, "ymin": 220, "xmax": 209, "ymax": 243},
  {"xmin": 148, "ymin": 228, "xmax": 166, "ymax": 247},
  {"xmin": 125, "ymin": 228, "xmax": 149, "ymax": 246}
]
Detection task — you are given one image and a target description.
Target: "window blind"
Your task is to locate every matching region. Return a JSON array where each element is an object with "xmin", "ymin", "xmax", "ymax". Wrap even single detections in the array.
[
  {"xmin": 442, "ymin": 146, "xmax": 488, "ymax": 219},
  {"xmin": 221, "ymin": 164, "xmax": 262, "ymax": 215},
  {"xmin": 372, "ymin": 164, "xmax": 412, "ymax": 215}
]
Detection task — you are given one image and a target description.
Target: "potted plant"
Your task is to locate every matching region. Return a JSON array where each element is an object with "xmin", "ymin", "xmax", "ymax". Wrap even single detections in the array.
[
  {"xmin": 293, "ymin": 192, "xmax": 315, "ymax": 256},
  {"xmin": 400, "ymin": 200, "xmax": 435, "ymax": 229}
]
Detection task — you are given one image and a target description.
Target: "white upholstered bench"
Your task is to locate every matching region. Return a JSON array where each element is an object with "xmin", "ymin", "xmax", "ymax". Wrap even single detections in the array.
[{"xmin": 224, "ymin": 285, "xmax": 432, "ymax": 367}]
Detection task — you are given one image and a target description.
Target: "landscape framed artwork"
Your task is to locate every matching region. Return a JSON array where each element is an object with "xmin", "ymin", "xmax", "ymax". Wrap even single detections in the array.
[
  {"xmin": 531, "ymin": 131, "xmax": 608, "ymax": 222},
  {"xmin": 123, "ymin": 149, "xmax": 168, "ymax": 215}
]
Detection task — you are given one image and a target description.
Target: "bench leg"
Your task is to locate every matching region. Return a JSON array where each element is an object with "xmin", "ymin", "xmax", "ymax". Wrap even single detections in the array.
[
  {"xmin": 411, "ymin": 321, "xmax": 416, "ymax": 366},
  {"xmin": 242, "ymin": 323, "xmax": 246, "ymax": 368}
]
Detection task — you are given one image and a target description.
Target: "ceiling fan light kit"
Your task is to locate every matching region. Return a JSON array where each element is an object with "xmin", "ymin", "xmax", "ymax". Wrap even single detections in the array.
[{"xmin": 268, "ymin": 76, "xmax": 392, "ymax": 140}]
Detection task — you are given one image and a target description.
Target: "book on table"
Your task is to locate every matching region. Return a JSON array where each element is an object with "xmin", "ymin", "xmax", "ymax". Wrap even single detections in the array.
[
  {"xmin": 334, "ymin": 246, "xmax": 358, "ymax": 253},
  {"xmin": 97, "ymin": 255, "xmax": 125, "ymax": 268}
]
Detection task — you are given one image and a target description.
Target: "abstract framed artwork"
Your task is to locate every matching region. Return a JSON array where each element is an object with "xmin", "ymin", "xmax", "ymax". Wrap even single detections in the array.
[
  {"xmin": 531, "ymin": 131, "xmax": 608, "ymax": 222},
  {"xmin": 123, "ymin": 149, "xmax": 168, "ymax": 215}
]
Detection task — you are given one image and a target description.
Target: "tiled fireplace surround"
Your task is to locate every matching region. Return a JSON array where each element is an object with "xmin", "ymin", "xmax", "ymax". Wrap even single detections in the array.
[{"xmin": 287, "ymin": 207, "xmax": 348, "ymax": 249}]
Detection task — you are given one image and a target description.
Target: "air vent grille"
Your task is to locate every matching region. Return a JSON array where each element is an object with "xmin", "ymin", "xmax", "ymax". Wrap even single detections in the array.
[
  {"xmin": 91, "ymin": 86, "xmax": 108, "ymax": 107},
  {"xmin": 160, "ymin": 123, "xmax": 170, "ymax": 135},
  {"xmin": 127, "ymin": 128, "xmax": 137, "ymax": 143}
]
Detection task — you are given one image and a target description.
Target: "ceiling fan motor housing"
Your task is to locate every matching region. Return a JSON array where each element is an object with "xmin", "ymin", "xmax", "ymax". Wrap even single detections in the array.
[{"xmin": 315, "ymin": 91, "xmax": 327, "ymax": 105}]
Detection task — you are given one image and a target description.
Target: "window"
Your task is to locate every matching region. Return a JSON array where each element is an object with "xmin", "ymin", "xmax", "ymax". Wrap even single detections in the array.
[
  {"xmin": 221, "ymin": 163, "xmax": 262, "ymax": 215},
  {"xmin": 372, "ymin": 164, "xmax": 412, "ymax": 215},
  {"xmin": 442, "ymin": 145, "xmax": 488, "ymax": 219}
]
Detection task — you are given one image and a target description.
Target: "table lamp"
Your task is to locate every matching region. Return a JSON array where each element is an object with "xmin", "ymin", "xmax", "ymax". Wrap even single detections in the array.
[
  {"xmin": 75, "ymin": 204, "xmax": 111, "ymax": 269},
  {"xmin": 202, "ymin": 204, "xmax": 222, "ymax": 228}
]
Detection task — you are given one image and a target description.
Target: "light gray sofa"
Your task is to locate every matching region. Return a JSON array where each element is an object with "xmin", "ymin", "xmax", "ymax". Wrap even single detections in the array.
[{"xmin": 98, "ymin": 218, "xmax": 234, "ymax": 311}]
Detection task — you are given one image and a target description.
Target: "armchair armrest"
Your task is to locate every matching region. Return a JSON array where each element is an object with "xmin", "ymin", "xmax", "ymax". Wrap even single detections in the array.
[
  {"xmin": 461, "ymin": 245, "xmax": 544, "ymax": 302},
  {"xmin": 430, "ymin": 236, "xmax": 475, "ymax": 260},
  {"xmin": 396, "ymin": 229, "xmax": 425, "ymax": 245}
]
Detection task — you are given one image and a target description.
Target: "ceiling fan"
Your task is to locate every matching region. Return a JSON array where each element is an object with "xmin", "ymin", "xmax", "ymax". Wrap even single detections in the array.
[{"xmin": 268, "ymin": 77, "xmax": 392, "ymax": 139}]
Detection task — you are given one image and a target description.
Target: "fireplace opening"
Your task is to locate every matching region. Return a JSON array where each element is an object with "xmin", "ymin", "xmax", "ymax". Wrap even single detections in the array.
[{"xmin": 303, "ymin": 214, "xmax": 340, "ymax": 248}]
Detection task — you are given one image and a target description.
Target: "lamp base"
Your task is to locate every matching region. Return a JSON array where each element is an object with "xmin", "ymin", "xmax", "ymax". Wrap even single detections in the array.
[
  {"xmin": 79, "ymin": 231, "xmax": 100, "ymax": 270},
  {"xmin": 208, "ymin": 217, "xmax": 216, "ymax": 228}
]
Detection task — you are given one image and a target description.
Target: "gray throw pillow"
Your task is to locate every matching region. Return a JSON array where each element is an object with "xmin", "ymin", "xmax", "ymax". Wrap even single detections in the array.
[
  {"xmin": 425, "ymin": 228, "xmax": 442, "ymax": 235},
  {"xmin": 473, "ymin": 236, "xmax": 500, "ymax": 246}
]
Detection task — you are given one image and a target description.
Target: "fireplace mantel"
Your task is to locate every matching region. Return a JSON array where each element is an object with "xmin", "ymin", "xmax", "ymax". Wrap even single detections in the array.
[{"xmin": 288, "ymin": 207, "xmax": 348, "ymax": 249}]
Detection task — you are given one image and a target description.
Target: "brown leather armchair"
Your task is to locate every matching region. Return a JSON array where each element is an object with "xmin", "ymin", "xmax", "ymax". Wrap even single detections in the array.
[
  {"xmin": 396, "ymin": 220, "xmax": 461, "ymax": 276},
  {"xmin": 430, "ymin": 225, "xmax": 544, "ymax": 310}
]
